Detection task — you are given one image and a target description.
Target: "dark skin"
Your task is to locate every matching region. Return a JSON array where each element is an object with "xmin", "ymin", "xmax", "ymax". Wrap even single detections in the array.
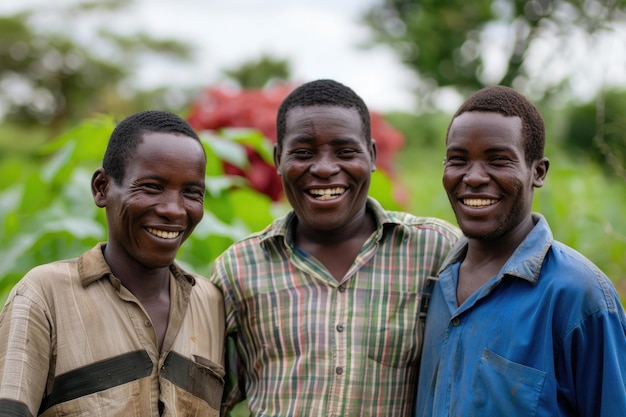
[
  {"xmin": 443, "ymin": 112, "xmax": 549, "ymax": 305},
  {"xmin": 275, "ymin": 106, "xmax": 378, "ymax": 281},
  {"xmin": 294, "ymin": 209, "xmax": 377, "ymax": 281},
  {"xmin": 102, "ymin": 251, "xmax": 171, "ymax": 350},
  {"xmin": 91, "ymin": 132, "xmax": 206, "ymax": 349}
]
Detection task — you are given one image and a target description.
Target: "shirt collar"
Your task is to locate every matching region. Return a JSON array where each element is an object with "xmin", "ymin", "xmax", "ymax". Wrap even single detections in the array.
[
  {"xmin": 78, "ymin": 242, "xmax": 196, "ymax": 287},
  {"xmin": 440, "ymin": 213, "xmax": 553, "ymax": 284},
  {"xmin": 257, "ymin": 197, "xmax": 404, "ymax": 247}
]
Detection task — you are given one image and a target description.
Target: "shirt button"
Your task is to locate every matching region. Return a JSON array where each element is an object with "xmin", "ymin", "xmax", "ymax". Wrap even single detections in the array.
[
  {"xmin": 451, "ymin": 317, "xmax": 460, "ymax": 326},
  {"xmin": 144, "ymin": 320, "xmax": 152, "ymax": 327},
  {"xmin": 336, "ymin": 367, "xmax": 343, "ymax": 375},
  {"xmin": 336, "ymin": 324, "xmax": 344, "ymax": 332},
  {"xmin": 338, "ymin": 285, "xmax": 346, "ymax": 292}
]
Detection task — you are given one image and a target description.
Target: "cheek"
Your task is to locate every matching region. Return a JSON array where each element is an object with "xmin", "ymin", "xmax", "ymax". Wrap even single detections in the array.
[
  {"xmin": 279, "ymin": 161, "xmax": 307, "ymax": 180},
  {"xmin": 187, "ymin": 202, "xmax": 205, "ymax": 222},
  {"xmin": 442, "ymin": 170, "xmax": 458, "ymax": 191}
]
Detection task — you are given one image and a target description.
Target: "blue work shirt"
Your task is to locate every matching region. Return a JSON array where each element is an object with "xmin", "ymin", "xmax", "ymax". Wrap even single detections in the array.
[{"xmin": 415, "ymin": 214, "xmax": 626, "ymax": 417}]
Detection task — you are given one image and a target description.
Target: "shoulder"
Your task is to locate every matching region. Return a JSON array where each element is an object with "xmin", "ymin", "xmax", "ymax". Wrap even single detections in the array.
[
  {"xmin": 14, "ymin": 257, "xmax": 80, "ymax": 294},
  {"xmin": 543, "ymin": 240, "xmax": 623, "ymax": 316},
  {"xmin": 214, "ymin": 214, "xmax": 291, "ymax": 264},
  {"xmin": 385, "ymin": 211, "xmax": 462, "ymax": 242},
  {"xmin": 189, "ymin": 273, "xmax": 223, "ymax": 301},
  {"xmin": 2, "ymin": 257, "xmax": 81, "ymax": 316}
]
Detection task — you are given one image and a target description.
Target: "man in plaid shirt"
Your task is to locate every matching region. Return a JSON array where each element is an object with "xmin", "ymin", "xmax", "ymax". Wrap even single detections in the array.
[{"xmin": 211, "ymin": 79, "xmax": 461, "ymax": 416}]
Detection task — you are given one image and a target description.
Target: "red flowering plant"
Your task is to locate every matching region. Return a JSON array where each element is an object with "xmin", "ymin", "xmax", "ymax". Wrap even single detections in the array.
[{"xmin": 186, "ymin": 83, "xmax": 407, "ymax": 209}]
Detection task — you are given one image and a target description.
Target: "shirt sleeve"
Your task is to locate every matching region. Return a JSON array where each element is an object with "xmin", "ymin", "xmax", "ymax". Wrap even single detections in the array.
[
  {"xmin": 564, "ymin": 305, "xmax": 626, "ymax": 416},
  {"xmin": 209, "ymin": 256, "xmax": 247, "ymax": 414},
  {"xmin": 221, "ymin": 334, "xmax": 247, "ymax": 414},
  {"xmin": 0, "ymin": 292, "xmax": 52, "ymax": 417}
]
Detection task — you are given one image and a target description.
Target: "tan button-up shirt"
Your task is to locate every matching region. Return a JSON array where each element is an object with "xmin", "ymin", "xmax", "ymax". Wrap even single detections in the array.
[{"xmin": 0, "ymin": 243, "xmax": 225, "ymax": 417}]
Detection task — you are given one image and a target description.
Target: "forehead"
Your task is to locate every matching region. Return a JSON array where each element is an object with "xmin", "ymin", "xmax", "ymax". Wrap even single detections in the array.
[
  {"xmin": 285, "ymin": 105, "xmax": 363, "ymax": 137},
  {"xmin": 447, "ymin": 111, "xmax": 523, "ymax": 150},
  {"xmin": 126, "ymin": 131, "xmax": 205, "ymax": 173}
]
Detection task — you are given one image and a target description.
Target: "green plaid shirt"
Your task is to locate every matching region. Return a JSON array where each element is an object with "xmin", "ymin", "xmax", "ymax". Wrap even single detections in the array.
[{"xmin": 210, "ymin": 198, "xmax": 461, "ymax": 416}]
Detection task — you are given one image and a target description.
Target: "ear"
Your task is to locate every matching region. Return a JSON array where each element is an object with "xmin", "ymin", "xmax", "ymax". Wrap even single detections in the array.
[
  {"xmin": 532, "ymin": 157, "xmax": 550, "ymax": 188},
  {"xmin": 370, "ymin": 139, "xmax": 378, "ymax": 172},
  {"xmin": 91, "ymin": 168, "xmax": 109, "ymax": 208},
  {"xmin": 273, "ymin": 143, "xmax": 282, "ymax": 175}
]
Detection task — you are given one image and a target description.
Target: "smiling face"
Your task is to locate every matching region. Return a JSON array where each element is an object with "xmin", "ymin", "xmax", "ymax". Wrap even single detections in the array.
[
  {"xmin": 274, "ymin": 105, "xmax": 377, "ymax": 234},
  {"xmin": 93, "ymin": 131, "xmax": 206, "ymax": 271},
  {"xmin": 443, "ymin": 111, "xmax": 548, "ymax": 244}
]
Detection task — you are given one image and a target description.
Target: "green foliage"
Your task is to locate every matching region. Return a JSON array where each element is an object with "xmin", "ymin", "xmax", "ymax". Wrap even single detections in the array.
[
  {"xmin": 0, "ymin": 115, "xmax": 401, "ymax": 304},
  {"xmin": 0, "ymin": 1, "xmax": 195, "ymax": 132},
  {"xmin": 363, "ymin": 0, "xmax": 626, "ymax": 100},
  {"xmin": 562, "ymin": 89, "xmax": 626, "ymax": 179}
]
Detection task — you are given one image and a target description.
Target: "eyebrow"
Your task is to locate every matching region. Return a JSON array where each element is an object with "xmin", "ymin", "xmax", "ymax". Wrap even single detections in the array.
[
  {"xmin": 288, "ymin": 135, "xmax": 361, "ymax": 146},
  {"xmin": 140, "ymin": 175, "xmax": 205, "ymax": 187},
  {"xmin": 446, "ymin": 145, "xmax": 515, "ymax": 154}
]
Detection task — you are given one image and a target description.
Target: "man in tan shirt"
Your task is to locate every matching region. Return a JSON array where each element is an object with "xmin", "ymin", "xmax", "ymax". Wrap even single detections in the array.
[{"xmin": 0, "ymin": 110, "xmax": 225, "ymax": 417}]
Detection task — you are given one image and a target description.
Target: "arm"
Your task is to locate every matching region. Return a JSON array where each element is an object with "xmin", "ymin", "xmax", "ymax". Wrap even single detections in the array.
[
  {"xmin": 222, "ymin": 334, "xmax": 247, "ymax": 415},
  {"xmin": 0, "ymin": 292, "xmax": 52, "ymax": 417},
  {"xmin": 209, "ymin": 257, "xmax": 246, "ymax": 415},
  {"xmin": 565, "ymin": 304, "xmax": 626, "ymax": 416}
]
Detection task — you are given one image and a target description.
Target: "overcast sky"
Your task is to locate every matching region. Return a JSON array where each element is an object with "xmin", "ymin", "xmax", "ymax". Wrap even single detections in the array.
[
  {"xmin": 136, "ymin": 0, "xmax": 423, "ymax": 112},
  {"xmin": 1, "ymin": 0, "xmax": 423, "ymax": 113},
  {"xmin": 2, "ymin": 0, "xmax": 625, "ymax": 113}
]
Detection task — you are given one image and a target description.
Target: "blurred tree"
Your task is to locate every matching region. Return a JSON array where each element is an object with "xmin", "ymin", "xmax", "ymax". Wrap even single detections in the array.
[
  {"xmin": 0, "ymin": 0, "xmax": 194, "ymax": 135},
  {"xmin": 363, "ymin": 0, "xmax": 626, "ymax": 103},
  {"xmin": 564, "ymin": 89, "xmax": 626, "ymax": 180},
  {"xmin": 223, "ymin": 54, "xmax": 292, "ymax": 88}
]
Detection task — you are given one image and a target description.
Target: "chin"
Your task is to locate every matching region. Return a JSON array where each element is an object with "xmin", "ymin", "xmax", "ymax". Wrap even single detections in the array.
[{"xmin": 141, "ymin": 256, "xmax": 177, "ymax": 270}]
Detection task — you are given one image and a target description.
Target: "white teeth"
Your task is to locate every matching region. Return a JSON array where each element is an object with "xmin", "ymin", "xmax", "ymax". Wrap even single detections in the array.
[
  {"xmin": 146, "ymin": 228, "xmax": 181, "ymax": 239},
  {"xmin": 309, "ymin": 187, "xmax": 346, "ymax": 200},
  {"xmin": 463, "ymin": 198, "xmax": 498, "ymax": 207}
]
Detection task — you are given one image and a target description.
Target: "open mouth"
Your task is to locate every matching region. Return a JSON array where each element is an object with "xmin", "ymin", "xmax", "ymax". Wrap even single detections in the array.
[
  {"xmin": 308, "ymin": 187, "xmax": 346, "ymax": 201},
  {"xmin": 146, "ymin": 227, "xmax": 181, "ymax": 239},
  {"xmin": 462, "ymin": 198, "xmax": 499, "ymax": 208}
]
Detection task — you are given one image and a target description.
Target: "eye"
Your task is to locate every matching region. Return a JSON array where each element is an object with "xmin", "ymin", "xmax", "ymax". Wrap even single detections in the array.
[
  {"xmin": 184, "ymin": 187, "xmax": 205, "ymax": 199},
  {"xmin": 289, "ymin": 149, "xmax": 313, "ymax": 159},
  {"xmin": 444, "ymin": 156, "xmax": 466, "ymax": 166},
  {"xmin": 489, "ymin": 156, "xmax": 512, "ymax": 166},
  {"xmin": 337, "ymin": 148, "xmax": 358, "ymax": 158},
  {"xmin": 142, "ymin": 183, "xmax": 162, "ymax": 192}
]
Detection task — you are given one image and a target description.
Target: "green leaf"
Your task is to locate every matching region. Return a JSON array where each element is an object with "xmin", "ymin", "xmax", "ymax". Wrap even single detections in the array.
[{"xmin": 200, "ymin": 131, "xmax": 249, "ymax": 168}]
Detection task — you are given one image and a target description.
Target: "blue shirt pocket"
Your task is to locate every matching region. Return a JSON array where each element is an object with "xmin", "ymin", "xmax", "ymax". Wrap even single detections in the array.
[{"xmin": 471, "ymin": 348, "xmax": 547, "ymax": 416}]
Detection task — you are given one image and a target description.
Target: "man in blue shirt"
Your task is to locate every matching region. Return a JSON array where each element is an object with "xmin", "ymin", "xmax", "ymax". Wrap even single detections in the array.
[{"xmin": 415, "ymin": 85, "xmax": 626, "ymax": 417}]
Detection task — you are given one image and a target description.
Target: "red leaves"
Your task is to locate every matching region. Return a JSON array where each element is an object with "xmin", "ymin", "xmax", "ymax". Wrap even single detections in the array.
[{"xmin": 187, "ymin": 83, "xmax": 405, "ymax": 201}]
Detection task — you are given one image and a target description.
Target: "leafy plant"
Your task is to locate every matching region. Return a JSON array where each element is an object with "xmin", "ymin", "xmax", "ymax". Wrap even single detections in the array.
[
  {"xmin": 186, "ymin": 84, "xmax": 406, "ymax": 203},
  {"xmin": 0, "ymin": 114, "xmax": 400, "ymax": 304}
]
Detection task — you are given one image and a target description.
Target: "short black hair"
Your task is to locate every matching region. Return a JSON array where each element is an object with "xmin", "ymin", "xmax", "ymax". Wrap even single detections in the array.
[
  {"xmin": 103, "ymin": 110, "xmax": 202, "ymax": 184},
  {"xmin": 276, "ymin": 79, "xmax": 371, "ymax": 148},
  {"xmin": 450, "ymin": 85, "xmax": 545, "ymax": 165}
]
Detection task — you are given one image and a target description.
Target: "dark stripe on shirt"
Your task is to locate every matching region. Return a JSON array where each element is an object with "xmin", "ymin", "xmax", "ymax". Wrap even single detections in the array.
[
  {"xmin": 38, "ymin": 350, "xmax": 153, "ymax": 414},
  {"xmin": 0, "ymin": 399, "xmax": 33, "ymax": 417},
  {"xmin": 161, "ymin": 351, "xmax": 223, "ymax": 409}
]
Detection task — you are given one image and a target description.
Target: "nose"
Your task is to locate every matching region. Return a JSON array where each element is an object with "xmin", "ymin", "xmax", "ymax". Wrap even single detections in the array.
[
  {"xmin": 463, "ymin": 162, "xmax": 490, "ymax": 187},
  {"xmin": 309, "ymin": 153, "xmax": 339, "ymax": 178},
  {"xmin": 155, "ymin": 191, "xmax": 186, "ymax": 220}
]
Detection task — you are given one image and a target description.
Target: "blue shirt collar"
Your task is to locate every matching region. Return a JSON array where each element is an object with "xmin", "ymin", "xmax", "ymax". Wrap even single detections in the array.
[{"xmin": 440, "ymin": 213, "xmax": 554, "ymax": 285}]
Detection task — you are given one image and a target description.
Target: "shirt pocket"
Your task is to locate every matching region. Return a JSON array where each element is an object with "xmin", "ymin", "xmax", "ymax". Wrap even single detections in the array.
[
  {"xmin": 162, "ymin": 351, "xmax": 224, "ymax": 414},
  {"xmin": 365, "ymin": 290, "xmax": 420, "ymax": 368},
  {"xmin": 471, "ymin": 348, "xmax": 546, "ymax": 416},
  {"xmin": 41, "ymin": 381, "xmax": 141, "ymax": 417},
  {"xmin": 244, "ymin": 290, "xmax": 311, "ymax": 360}
]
